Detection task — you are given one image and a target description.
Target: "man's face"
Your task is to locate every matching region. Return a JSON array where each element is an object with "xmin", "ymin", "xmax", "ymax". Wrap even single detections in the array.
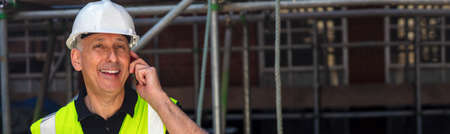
[{"xmin": 71, "ymin": 33, "xmax": 130, "ymax": 95}]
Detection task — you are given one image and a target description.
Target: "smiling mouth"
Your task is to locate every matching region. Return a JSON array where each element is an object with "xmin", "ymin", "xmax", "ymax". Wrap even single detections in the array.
[{"xmin": 99, "ymin": 69, "xmax": 120, "ymax": 75}]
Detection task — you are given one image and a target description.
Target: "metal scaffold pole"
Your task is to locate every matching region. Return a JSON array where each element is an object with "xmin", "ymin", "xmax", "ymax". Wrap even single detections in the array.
[
  {"xmin": 0, "ymin": 8, "xmax": 11, "ymax": 134},
  {"xmin": 193, "ymin": 21, "xmax": 199, "ymax": 102},
  {"xmin": 241, "ymin": 12, "xmax": 251, "ymax": 134},
  {"xmin": 210, "ymin": 0, "xmax": 222, "ymax": 133},
  {"xmin": 132, "ymin": 0, "xmax": 193, "ymax": 51},
  {"xmin": 196, "ymin": 0, "xmax": 213, "ymax": 127},
  {"xmin": 274, "ymin": 0, "xmax": 283, "ymax": 133},
  {"xmin": 65, "ymin": 48, "xmax": 73, "ymax": 102},
  {"xmin": 414, "ymin": 17, "xmax": 423, "ymax": 134},
  {"xmin": 14, "ymin": 0, "xmax": 450, "ymax": 20},
  {"xmin": 32, "ymin": 19, "xmax": 56, "ymax": 121},
  {"xmin": 220, "ymin": 14, "xmax": 233, "ymax": 132},
  {"xmin": 312, "ymin": 19, "xmax": 321, "ymax": 134}
]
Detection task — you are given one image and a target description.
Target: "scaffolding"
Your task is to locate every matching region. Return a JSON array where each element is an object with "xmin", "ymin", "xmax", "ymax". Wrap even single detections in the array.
[
  {"xmin": 1, "ymin": 8, "xmax": 11, "ymax": 134},
  {"xmin": 4, "ymin": 0, "xmax": 450, "ymax": 134}
]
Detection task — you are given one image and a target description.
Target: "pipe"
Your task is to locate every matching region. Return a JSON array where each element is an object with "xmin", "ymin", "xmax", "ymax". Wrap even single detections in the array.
[
  {"xmin": 12, "ymin": 9, "xmax": 450, "ymax": 31},
  {"xmin": 210, "ymin": 0, "xmax": 222, "ymax": 133},
  {"xmin": 49, "ymin": 49, "xmax": 67, "ymax": 84},
  {"xmin": 241, "ymin": 12, "xmax": 251, "ymax": 134},
  {"xmin": 32, "ymin": 20, "xmax": 56, "ymax": 122},
  {"xmin": 192, "ymin": 22, "xmax": 200, "ymax": 123},
  {"xmin": 133, "ymin": 41, "xmax": 424, "ymax": 55},
  {"xmin": 414, "ymin": 17, "xmax": 423, "ymax": 134},
  {"xmin": 13, "ymin": 0, "xmax": 450, "ymax": 20},
  {"xmin": 342, "ymin": 7, "xmax": 349, "ymax": 85},
  {"xmin": 312, "ymin": 20, "xmax": 321, "ymax": 134},
  {"xmin": 274, "ymin": 0, "xmax": 283, "ymax": 133},
  {"xmin": 220, "ymin": 16, "xmax": 233, "ymax": 132},
  {"xmin": 153, "ymin": 25, "xmax": 160, "ymax": 70},
  {"xmin": 198, "ymin": 109, "xmax": 450, "ymax": 120},
  {"xmin": 132, "ymin": 0, "xmax": 194, "ymax": 51},
  {"xmin": 25, "ymin": 20, "xmax": 32, "ymax": 93},
  {"xmin": 0, "ymin": 9, "xmax": 11, "ymax": 134},
  {"xmin": 384, "ymin": 6, "xmax": 391, "ymax": 84},
  {"xmin": 196, "ymin": 0, "xmax": 213, "ymax": 126},
  {"xmin": 62, "ymin": 18, "xmax": 74, "ymax": 100},
  {"xmin": 257, "ymin": 22, "xmax": 265, "ymax": 88},
  {"xmin": 65, "ymin": 48, "xmax": 73, "ymax": 102},
  {"xmin": 441, "ymin": 17, "xmax": 446, "ymax": 82},
  {"xmin": 286, "ymin": 20, "xmax": 294, "ymax": 87},
  {"xmin": 193, "ymin": 22, "xmax": 199, "ymax": 99}
]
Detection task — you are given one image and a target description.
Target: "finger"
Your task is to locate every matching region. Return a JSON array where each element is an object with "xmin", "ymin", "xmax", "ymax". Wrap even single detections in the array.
[
  {"xmin": 130, "ymin": 51, "xmax": 140, "ymax": 59},
  {"xmin": 136, "ymin": 58, "xmax": 149, "ymax": 66},
  {"xmin": 135, "ymin": 64, "xmax": 148, "ymax": 85},
  {"xmin": 133, "ymin": 63, "xmax": 142, "ymax": 83},
  {"xmin": 129, "ymin": 58, "xmax": 147, "ymax": 73},
  {"xmin": 137, "ymin": 70, "xmax": 146, "ymax": 85},
  {"xmin": 129, "ymin": 60, "xmax": 136, "ymax": 74},
  {"xmin": 136, "ymin": 71, "xmax": 144, "ymax": 85},
  {"xmin": 135, "ymin": 69, "xmax": 144, "ymax": 85},
  {"xmin": 135, "ymin": 82, "xmax": 144, "ymax": 95}
]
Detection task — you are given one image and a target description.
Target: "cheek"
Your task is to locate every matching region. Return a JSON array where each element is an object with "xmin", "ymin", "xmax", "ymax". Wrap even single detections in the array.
[
  {"xmin": 81, "ymin": 53, "xmax": 101, "ymax": 71},
  {"xmin": 119, "ymin": 54, "xmax": 131, "ymax": 72}
]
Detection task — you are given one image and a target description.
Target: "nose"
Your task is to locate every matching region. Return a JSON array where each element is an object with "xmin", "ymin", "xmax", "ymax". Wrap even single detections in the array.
[{"xmin": 106, "ymin": 48, "xmax": 118, "ymax": 63}]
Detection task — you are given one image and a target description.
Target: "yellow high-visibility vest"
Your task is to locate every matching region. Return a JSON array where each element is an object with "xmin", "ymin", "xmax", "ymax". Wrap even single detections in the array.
[{"xmin": 30, "ymin": 96, "xmax": 178, "ymax": 134}]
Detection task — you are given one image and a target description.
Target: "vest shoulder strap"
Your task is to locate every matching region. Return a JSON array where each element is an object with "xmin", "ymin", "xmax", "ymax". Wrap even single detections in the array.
[
  {"xmin": 30, "ymin": 112, "xmax": 56, "ymax": 134},
  {"xmin": 30, "ymin": 101, "xmax": 82, "ymax": 134}
]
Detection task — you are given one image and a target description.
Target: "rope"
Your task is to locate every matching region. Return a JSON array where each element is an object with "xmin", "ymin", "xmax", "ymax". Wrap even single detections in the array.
[
  {"xmin": 195, "ymin": 0, "xmax": 213, "ymax": 126},
  {"xmin": 274, "ymin": 0, "xmax": 283, "ymax": 133}
]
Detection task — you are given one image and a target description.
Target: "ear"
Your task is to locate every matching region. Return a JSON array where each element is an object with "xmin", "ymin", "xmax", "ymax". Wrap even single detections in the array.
[{"xmin": 71, "ymin": 48, "xmax": 82, "ymax": 71}]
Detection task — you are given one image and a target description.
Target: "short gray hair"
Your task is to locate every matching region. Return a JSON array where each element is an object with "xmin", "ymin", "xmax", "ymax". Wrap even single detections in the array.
[{"xmin": 73, "ymin": 36, "xmax": 83, "ymax": 51}]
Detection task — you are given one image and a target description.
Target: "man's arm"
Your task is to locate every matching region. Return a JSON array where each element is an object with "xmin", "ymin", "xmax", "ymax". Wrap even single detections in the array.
[{"xmin": 129, "ymin": 51, "xmax": 207, "ymax": 134}]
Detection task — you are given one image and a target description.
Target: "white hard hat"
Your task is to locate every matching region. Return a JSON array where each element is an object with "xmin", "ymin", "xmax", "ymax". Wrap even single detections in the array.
[{"xmin": 66, "ymin": 0, "xmax": 139, "ymax": 49}]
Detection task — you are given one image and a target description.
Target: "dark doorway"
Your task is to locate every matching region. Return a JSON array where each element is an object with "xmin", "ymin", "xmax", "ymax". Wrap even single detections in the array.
[{"xmin": 348, "ymin": 17, "xmax": 385, "ymax": 84}]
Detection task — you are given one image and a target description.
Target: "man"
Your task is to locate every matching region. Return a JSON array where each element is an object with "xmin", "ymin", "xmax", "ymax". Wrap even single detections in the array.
[{"xmin": 30, "ymin": 0, "xmax": 206, "ymax": 134}]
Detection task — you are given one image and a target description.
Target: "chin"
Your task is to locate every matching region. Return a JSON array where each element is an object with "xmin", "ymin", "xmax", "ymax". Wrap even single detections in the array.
[
  {"xmin": 101, "ymin": 85, "xmax": 124, "ymax": 93},
  {"xmin": 97, "ymin": 80, "xmax": 125, "ymax": 93}
]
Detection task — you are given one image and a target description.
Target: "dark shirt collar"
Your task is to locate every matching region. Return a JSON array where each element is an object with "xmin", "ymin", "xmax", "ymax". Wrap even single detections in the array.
[{"xmin": 75, "ymin": 86, "xmax": 138, "ymax": 121}]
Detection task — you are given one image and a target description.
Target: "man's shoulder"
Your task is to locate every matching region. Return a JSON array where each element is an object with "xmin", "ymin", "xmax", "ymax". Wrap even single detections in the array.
[
  {"xmin": 33, "ymin": 100, "xmax": 76, "ymax": 123},
  {"xmin": 56, "ymin": 100, "xmax": 77, "ymax": 114},
  {"xmin": 30, "ymin": 100, "xmax": 81, "ymax": 134}
]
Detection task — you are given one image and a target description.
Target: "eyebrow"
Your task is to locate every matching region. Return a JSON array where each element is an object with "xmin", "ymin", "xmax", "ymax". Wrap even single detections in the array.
[
  {"xmin": 115, "ymin": 38, "xmax": 127, "ymax": 42},
  {"xmin": 95, "ymin": 38, "xmax": 104, "ymax": 42}
]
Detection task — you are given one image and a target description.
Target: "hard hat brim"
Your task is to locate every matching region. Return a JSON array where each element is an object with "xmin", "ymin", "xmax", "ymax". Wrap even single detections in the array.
[{"xmin": 66, "ymin": 32, "xmax": 139, "ymax": 50}]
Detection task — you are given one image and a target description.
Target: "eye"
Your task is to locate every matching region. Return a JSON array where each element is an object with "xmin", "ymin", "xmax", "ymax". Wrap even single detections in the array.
[
  {"xmin": 115, "ymin": 44, "xmax": 127, "ymax": 49},
  {"xmin": 93, "ymin": 44, "xmax": 103, "ymax": 48}
]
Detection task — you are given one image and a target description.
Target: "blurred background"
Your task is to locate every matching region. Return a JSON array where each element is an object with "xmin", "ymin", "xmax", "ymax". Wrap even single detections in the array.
[{"xmin": 2, "ymin": 0, "xmax": 450, "ymax": 134}]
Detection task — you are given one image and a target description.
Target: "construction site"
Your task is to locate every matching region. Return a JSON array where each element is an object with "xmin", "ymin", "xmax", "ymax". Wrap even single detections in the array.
[{"xmin": 2, "ymin": 0, "xmax": 450, "ymax": 134}]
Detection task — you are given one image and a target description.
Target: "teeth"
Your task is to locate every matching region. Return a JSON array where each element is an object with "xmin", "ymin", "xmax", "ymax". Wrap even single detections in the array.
[{"xmin": 100, "ymin": 70, "xmax": 119, "ymax": 74}]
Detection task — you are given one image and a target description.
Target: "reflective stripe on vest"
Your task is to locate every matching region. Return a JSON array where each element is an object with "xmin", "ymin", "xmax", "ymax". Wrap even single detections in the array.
[
  {"xmin": 30, "ymin": 96, "xmax": 174, "ymax": 134},
  {"xmin": 40, "ymin": 113, "xmax": 56, "ymax": 134},
  {"xmin": 148, "ymin": 104, "xmax": 164, "ymax": 134},
  {"xmin": 30, "ymin": 113, "xmax": 57, "ymax": 134}
]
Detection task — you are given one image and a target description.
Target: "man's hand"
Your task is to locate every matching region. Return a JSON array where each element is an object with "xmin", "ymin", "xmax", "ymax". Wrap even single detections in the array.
[
  {"xmin": 129, "ymin": 51, "xmax": 166, "ymax": 105},
  {"xmin": 129, "ymin": 51, "xmax": 207, "ymax": 134}
]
